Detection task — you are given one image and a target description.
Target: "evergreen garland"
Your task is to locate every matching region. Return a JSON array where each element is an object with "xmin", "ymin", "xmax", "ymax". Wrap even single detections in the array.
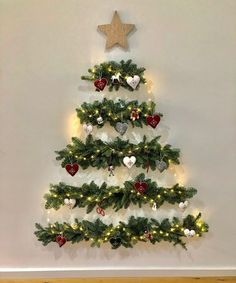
[
  {"xmin": 81, "ymin": 59, "xmax": 146, "ymax": 91},
  {"xmin": 45, "ymin": 173, "xmax": 197, "ymax": 212},
  {"xmin": 35, "ymin": 214, "xmax": 208, "ymax": 249},
  {"xmin": 77, "ymin": 98, "xmax": 162, "ymax": 129},
  {"xmin": 56, "ymin": 135, "xmax": 180, "ymax": 170}
]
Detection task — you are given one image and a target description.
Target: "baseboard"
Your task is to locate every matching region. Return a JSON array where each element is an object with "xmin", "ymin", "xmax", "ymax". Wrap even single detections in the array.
[{"xmin": 0, "ymin": 267, "xmax": 236, "ymax": 279}]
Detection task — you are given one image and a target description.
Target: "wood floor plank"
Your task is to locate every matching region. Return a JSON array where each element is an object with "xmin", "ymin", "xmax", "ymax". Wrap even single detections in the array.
[{"xmin": 0, "ymin": 277, "xmax": 236, "ymax": 283}]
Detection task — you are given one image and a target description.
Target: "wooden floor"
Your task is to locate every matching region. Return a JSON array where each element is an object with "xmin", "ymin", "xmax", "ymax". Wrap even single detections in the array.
[{"xmin": 0, "ymin": 278, "xmax": 235, "ymax": 283}]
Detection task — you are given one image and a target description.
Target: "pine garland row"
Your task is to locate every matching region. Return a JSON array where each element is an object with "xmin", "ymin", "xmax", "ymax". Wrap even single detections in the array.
[
  {"xmin": 77, "ymin": 98, "xmax": 162, "ymax": 129},
  {"xmin": 81, "ymin": 59, "xmax": 146, "ymax": 91},
  {"xmin": 45, "ymin": 173, "xmax": 197, "ymax": 212},
  {"xmin": 34, "ymin": 214, "xmax": 208, "ymax": 249},
  {"xmin": 56, "ymin": 135, "xmax": 180, "ymax": 170}
]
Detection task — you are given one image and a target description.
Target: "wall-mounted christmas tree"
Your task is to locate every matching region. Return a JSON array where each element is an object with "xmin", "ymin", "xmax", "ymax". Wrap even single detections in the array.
[{"xmin": 35, "ymin": 13, "xmax": 208, "ymax": 250}]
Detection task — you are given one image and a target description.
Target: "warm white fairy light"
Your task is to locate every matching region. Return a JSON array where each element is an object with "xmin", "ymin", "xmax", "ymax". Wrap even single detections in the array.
[
  {"xmin": 67, "ymin": 112, "xmax": 80, "ymax": 138},
  {"xmin": 47, "ymin": 210, "xmax": 50, "ymax": 223}
]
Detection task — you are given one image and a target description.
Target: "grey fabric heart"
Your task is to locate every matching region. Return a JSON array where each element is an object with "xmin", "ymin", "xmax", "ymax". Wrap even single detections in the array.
[
  {"xmin": 156, "ymin": 160, "xmax": 168, "ymax": 172},
  {"xmin": 115, "ymin": 122, "xmax": 128, "ymax": 135}
]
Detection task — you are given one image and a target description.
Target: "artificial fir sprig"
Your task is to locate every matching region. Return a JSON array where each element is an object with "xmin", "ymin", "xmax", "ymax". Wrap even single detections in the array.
[
  {"xmin": 55, "ymin": 135, "xmax": 180, "ymax": 170},
  {"xmin": 44, "ymin": 173, "xmax": 197, "ymax": 212},
  {"xmin": 77, "ymin": 98, "xmax": 162, "ymax": 129},
  {"xmin": 81, "ymin": 59, "xmax": 146, "ymax": 91},
  {"xmin": 35, "ymin": 214, "xmax": 209, "ymax": 249}
]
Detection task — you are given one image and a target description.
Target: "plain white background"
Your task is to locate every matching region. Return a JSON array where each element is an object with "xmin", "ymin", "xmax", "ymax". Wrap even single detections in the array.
[{"xmin": 0, "ymin": 0, "xmax": 236, "ymax": 276}]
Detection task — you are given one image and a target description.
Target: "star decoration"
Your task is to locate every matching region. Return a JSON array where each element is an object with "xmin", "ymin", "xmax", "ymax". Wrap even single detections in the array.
[{"xmin": 98, "ymin": 11, "xmax": 135, "ymax": 50}]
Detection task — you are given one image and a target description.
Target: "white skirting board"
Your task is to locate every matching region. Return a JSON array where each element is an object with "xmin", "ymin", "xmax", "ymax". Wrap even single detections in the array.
[{"xmin": 0, "ymin": 268, "xmax": 236, "ymax": 279}]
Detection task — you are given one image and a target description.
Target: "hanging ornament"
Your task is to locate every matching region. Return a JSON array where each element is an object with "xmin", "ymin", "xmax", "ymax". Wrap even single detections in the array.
[
  {"xmin": 152, "ymin": 202, "xmax": 157, "ymax": 211},
  {"xmin": 55, "ymin": 235, "xmax": 66, "ymax": 247},
  {"xmin": 179, "ymin": 201, "xmax": 189, "ymax": 210},
  {"xmin": 97, "ymin": 116, "xmax": 104, "ymax": 124},
  {"xmin": 108, "ymin": 164, "xmax": 114, "ymax": 176},
  {"xmin": 110, "ymin": 236, "xmax": 122, "ymax": 249},
  {"xmin": 111, "ymin": 73, "xmax": 121, "ymax": 85},
  {"xmin": 94, "ymin": 78, "xmax": 108, "ymax": 91},
  {"xmin": 115, "ymin": 122, "xmax": 128, "ymax": 135},
  {"xmin": 134, "ymin": 181, "xmax": 148, "ymax": 194},
  {"xmin": 96, "ymin": 206, "xmax": 105, "ymax": 216},
  {"xmin": 98, "ymin": 11, "xmax": 135, "ymax": 50},
  {"xmin": 64, "ymin": 198, "xmax": 76, "ymax": 209},
  {"xmin": 123, "ymin": 156, "xmax": 136, "ymax": 168},
  {"xmin": 83, "ymin": 124, "xmax": 93, "ymax": 135},
  {"xmin": 184, "ymin": 229, "xmax": 196, "ymax": 238},
  {"xmin": 146, "ymin": 114, "xmax": 161, "ymax": 129},
  {"xmin": 126, "ymin": 75, "xmax": 140, "ymax": 90},
  {"xmin": 130, "ymin": 108, "xmax": 139, "ymax": 121},
  {"xmin": 119, "ymin": 99, "xmax": 126, "ymax": 108},
  {"xmin": 156, "ymin": 160, "xmax": 167, "ymax": 173},
  {"xmin": 144, "ymin": 230, "xmax": 153, "ymax": 241},
  {"xmin": 146, "ymin": 158, "xmax": 150, "ymax": 173},
  {"xmin": 65, "ymin": 163, "xmax": 79, "ymax": 176}
]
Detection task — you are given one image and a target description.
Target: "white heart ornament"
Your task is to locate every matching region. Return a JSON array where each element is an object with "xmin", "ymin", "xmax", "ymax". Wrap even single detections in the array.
[
  {"xmin": 64, "ymin": 198, "xmax": 76, "ymax": 209},
  {"xmin": 83, "ymin": 124, "xmax": 93, "ymax": 135},
  {"xmin": 179, "ymin": 202, "xmax": 185, "ymax": 209},
  {"xmin": 179, "ymin": 200, "xmax": 188, "ymax": 210},
  {"xmin": 189, "ymin": 230, "xmax": 196, "ymax": 237},
  {"xmin": 184, "ymin": 229, "xmax": 190, "ymax": 237},
  {"xmin": 184, "ymin": 200, "xmax": 189, "ymax": 206},
  {"xmin": 123, "ymin": 156, "xmax": 136, "ymax": 168},
  {"xmin": 126, "ymin": 75, "xmax": 140, "ymax": 90},
  {"xmin": 184, "ymin": 228, "xmax": 195, "ymax": 238}
]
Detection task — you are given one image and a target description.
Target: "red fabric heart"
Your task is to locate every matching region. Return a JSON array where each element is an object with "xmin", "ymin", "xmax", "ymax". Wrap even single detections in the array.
[
  {"xmin": 65, "ymin": 163, "xmax": 79, "ymax": 176},
  {"xmin": 94, "ymin": 78, "xmax": 107, "ymax": 91},
  {"xmin": 134, "ymin": 182, "xmax": 148, "ymax": 194},
  {"xmin": 56, "ymin": 235, "xmax": 66, "ymax": 247},
  {"xmin": 146, "ymin": 114, "xmax": 161, "ymax": 128}
]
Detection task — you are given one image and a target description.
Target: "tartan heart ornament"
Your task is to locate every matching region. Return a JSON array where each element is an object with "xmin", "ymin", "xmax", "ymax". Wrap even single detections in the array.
[
  {"xmin": 56, "ymin": 235, "xmax": 66, "ymax": 247},
  {"xmin": 146, "ymin": 114, "xmax": 161, "ymax": 128},
  {"xmin": 94, "ymin": 78, "xmax": 107, "ymax": 91},
  {"xmin": 134, "ymin": 181, "xmax": 148, "ymax": 194},
  {"xmin": 65, "ymin": 163, "xmax": 79, "ymax": 176}
]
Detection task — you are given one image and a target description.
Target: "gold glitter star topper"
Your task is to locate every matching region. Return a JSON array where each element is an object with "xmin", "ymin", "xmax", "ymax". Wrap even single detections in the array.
[{"xmin": 98, "ymin": 11, "xmax": 135, "ymax": 50}]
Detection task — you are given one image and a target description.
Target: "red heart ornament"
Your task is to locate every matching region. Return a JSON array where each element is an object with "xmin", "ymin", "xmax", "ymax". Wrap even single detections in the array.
[
  {"xmin": 65, "ymin": 163, "xmax": 79, "ymax": 176},
  {"xmin": 94, "ymin": 78, "xmax": 107, "ymax": 91},
  {"xmin": 56, "ymin": 235, "xmax": 66, "ymax": 247},
  {"xmin": 134, "ymin": 182, "xmax": 148, "ymax": 194},
  {"xmin": 146, "ymin": 114, "xmax": 161, "ymax": 128}
]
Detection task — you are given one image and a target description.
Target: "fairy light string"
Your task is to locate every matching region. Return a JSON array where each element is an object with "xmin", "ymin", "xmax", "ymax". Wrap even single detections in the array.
[
  {"xmin": 35, "ymin": 214, "xmax": 209, "ymax": 249},
  {"xmin": 56, "ymin": 135, "xmax": 180, "ymax": 170},
  {"xmin": 77, "ymin": 98, "xmax": 160, "ymax": 129},
  {"xmin": 44, "ymin": 173, "xmax": 197, "ymax": 212},
  {"xmin": 35, "ymin": 59, "xmax": 209, "ymax": 250}
]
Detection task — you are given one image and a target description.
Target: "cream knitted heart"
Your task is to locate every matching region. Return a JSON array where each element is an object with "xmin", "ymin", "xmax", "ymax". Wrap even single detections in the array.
[
  {"xmin": 123, "ymin": 156, "xmax": 136, "ymax": 168},
  {"xmin": 126, "ymin": 75, "xmax": 140, "ymax": 90}
]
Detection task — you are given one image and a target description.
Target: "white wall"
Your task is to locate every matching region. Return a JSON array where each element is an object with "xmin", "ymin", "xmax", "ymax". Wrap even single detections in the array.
[{"xmin": 0, "ymin": 0, "xmax": 236, "ymax": 278}]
